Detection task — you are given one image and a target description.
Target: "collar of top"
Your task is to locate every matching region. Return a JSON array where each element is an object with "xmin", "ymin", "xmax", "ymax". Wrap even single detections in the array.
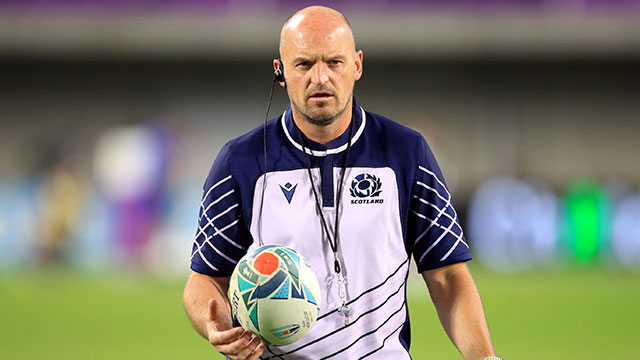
[{"xmin": 281, "ymin": 98, "xmax": 366, "ymax": 157}]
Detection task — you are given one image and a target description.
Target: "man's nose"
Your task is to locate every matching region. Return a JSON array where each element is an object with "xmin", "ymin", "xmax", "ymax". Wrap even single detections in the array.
[{"xmin": 310, "ymin": 63, "xmax": 329, "ymax": 85}]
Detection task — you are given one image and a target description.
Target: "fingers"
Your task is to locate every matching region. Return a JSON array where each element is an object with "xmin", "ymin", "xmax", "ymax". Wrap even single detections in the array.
[
  {"xmin": 247, "ymin": 341, "xmax": 266, "ymax": 360},
  {"xmin": 213, "ymin": 330, "xmax": 265, "ymax": 360},
  {"xmin": 206, "ymin": 298, "xmax": 265, "ymax": 359},
  {"xmin": 208, "ymin": 326, "xmax": 244, "ymax": 346},
  {"xmin": 232, "ymin": 334, "xmax": 265, "ymax": 359}
]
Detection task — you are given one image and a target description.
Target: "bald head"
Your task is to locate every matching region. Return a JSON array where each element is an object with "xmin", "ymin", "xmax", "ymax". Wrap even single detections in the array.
[
  {"xmin": 274, "ymin": 6, "xmax": 363, "ymax": 135},
  {"xmin": 279, "ymin": 6, "xmax": 355, "ymax": 58}
]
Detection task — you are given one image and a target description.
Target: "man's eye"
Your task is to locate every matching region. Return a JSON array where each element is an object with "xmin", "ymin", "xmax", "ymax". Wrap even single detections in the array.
[
  {"xmin": 330, "ymin": 60, "xmax": 342, "ymax": 65},
  {"xmin": 297, "ymin": 62, "xmax": 311, "ymax": 67}
]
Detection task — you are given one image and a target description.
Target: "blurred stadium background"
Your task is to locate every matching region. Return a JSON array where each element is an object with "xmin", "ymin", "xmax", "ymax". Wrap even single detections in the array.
[{"xmin": 1, "ymin": 0, "xmax": 640, "ymax": 359}]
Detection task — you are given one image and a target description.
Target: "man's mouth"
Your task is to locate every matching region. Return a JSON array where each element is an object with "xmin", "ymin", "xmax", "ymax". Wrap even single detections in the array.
[{"xmin": 308, "ymin": 92, "xmax": 334, "ymax": 100}]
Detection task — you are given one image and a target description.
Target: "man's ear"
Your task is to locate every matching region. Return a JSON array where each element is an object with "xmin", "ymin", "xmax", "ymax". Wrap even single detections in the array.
[
  {"xmin": 354, "ymin": 50, "xmax": 363, "ymax": 81},
  {"xmin": 273, "ymin": 58, "xmax": 286, "ymax": 88}
]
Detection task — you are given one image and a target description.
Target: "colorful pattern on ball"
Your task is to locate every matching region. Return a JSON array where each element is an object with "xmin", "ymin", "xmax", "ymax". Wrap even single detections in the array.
[
  {"xmin": 254, "ymin": 252, "xmax": 279, "ymax": 275},
  {"xmin": 228, "ymin": 245, "xmax": 321, "ymax": 346}
]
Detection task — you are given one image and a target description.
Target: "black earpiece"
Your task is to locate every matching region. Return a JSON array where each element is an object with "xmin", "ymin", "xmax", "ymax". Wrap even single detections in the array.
[{"xmin": 274, "ymin": 59, "xmax": 286, "ymax": 84}]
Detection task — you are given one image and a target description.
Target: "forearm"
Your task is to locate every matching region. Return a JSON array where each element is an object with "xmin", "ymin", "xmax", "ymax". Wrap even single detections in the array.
[
  {"xmin": 183, "ymin": 271, "xmax": 232, "ymax": 339},
  {"xmin": 423, "ymin": 263, "xmax": 495, "ymax": 360}
]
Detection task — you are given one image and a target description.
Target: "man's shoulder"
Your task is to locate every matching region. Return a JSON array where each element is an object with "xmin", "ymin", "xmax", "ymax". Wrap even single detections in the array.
[
  {"xmin": 364, "ymin": 109, "xmax": 424, "ymax": 147},
  {"xmin": 223, "ymin": 116, "xmax": 282, "ymax": 160}
]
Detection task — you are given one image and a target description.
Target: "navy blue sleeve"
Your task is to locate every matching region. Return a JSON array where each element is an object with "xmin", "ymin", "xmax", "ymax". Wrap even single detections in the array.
[
  {"xmin": 190, "ymin": 142, "xmax": 253, "ymax": 277},
  {"xmin": 407, "ymin": 136, "xmax": 471, "ymax": 272}
]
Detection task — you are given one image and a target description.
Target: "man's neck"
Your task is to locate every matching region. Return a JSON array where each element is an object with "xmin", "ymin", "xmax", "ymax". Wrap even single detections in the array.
[{"xmin": 292, "ymin": 101, "xmax": 353, "ymax": 147}]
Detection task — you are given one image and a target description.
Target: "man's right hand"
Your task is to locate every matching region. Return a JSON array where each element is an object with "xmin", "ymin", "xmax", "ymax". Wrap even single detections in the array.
[{"xmin": 207, "ymin": 298, "xmax": 265, "ymax": 360}]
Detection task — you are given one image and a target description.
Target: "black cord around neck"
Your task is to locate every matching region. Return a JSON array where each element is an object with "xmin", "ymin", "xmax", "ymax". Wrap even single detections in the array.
[
  {"xmin": 258, "ymin": 78, "xmax": 278, "ymax": 246},
  {"xmin": 295, "ymin": 118, "xmax": 354, "ymax": 274}
]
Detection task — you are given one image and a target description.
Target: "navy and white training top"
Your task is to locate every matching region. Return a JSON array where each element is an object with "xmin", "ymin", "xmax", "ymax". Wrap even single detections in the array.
[{"xmin": 190, "ymin": 99, "xmax": 471, "ymax": 359}]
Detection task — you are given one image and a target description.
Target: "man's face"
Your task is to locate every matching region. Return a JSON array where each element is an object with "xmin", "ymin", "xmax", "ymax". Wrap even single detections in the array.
[{"xmin": 279, "ymin": 19, "xmax": 363, "ymax": 126}]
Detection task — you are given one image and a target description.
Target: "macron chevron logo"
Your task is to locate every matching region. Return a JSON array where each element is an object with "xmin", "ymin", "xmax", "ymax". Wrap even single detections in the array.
[{"xmin": 279, "ymin": 182, "xmax": 297, "ymax": 204}]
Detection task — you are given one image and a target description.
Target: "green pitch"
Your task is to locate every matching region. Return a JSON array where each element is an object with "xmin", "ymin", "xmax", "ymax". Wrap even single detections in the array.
[{"xmin": 1, "ymin": 266, "xmax": 639, "ymax": 359}]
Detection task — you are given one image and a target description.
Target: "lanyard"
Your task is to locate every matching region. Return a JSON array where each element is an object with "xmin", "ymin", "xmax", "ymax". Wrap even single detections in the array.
[{"xmin": 294, "ymin": 119, "xmax": 354, "ymax": 324}]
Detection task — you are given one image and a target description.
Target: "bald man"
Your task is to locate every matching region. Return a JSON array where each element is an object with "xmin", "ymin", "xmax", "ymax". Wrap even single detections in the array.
[{"xmin": 184, "ymin": 6, "xmax": 500, "ymax": 360}]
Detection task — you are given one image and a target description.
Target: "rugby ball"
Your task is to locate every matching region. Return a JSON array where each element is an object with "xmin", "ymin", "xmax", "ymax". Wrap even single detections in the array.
[{"xmin": 228, "ymin": 245, "xmax": 321, "ymax": 346}]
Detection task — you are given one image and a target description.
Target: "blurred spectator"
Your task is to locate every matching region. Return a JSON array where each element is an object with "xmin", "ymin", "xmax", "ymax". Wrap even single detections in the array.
[
  {"xmin": 36, "ymin": 157, "xmax": 87, "ymax": 267},
  {"xmin": 93, "ymin": 125, "xmax": 171, "ymax": 269},
  {"xmin": 468, "ymin": 177, "xmax": 559, "ymax": 272},
  {"xmin": 560, "ymin": 180, "xmax": 611, "ymax": 265},
  {"xmin": 612, "ymin": 194, "xmax": 640, "ymax": 271}
]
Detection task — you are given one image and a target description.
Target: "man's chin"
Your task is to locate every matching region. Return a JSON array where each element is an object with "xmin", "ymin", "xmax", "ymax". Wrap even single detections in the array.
[
  {"xmin": 306, "ymin": 99, "xmax": 332, "ymax": 109},
  {"xmin": 304, "ymin": 110, "xmax": 338, "ymax": 126}
]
